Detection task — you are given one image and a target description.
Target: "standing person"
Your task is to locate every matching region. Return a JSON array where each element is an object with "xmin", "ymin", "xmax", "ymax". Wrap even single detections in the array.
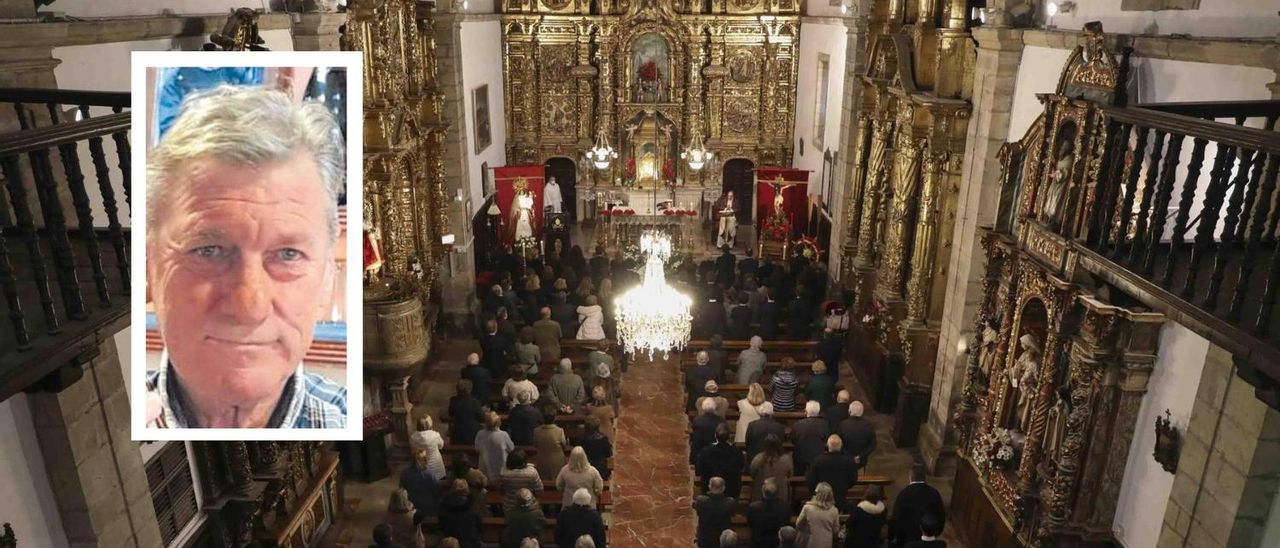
[
  {"xmin": 729, "ymin": 293, "xmax": 754, "ymax": 340},
  {"xmin": 695, "ymin": 380, "xmax": 730, "ymax": 418},
  {"xmin": 515, "ymin": 327, "xmax": 542, "ymax": 376},
  {"xmin": 778, "ymin": 527, "xmax": 799, "ymax": 548},
  {"xmin": 591, "ymin": 361, "xmax": 621, "ymax": 415},
  {"xmin": 770, "ymin": 358, "xmax": 800, "ymax": 412},
  {"xmin": 687, "ymin": 351, "xmax": 716, "ymax": 412},
  {"xmin": 409, "ymin": 415, "xmax": 446, "ymax": 480},
  {"xmin": 691, "ymin": 398, "xmax": 727, "ymax": 465},
  {"xmin": 735, "ymin": 383, "xmax": 767, "ymax": 444},
  {"xmin": 444, "ymin": 455, "xmax": 488, "ymax": 517},
  {"xmin": 507, "ymin": 391, "xmax": 544, "ymax": 446},
  {"xmin": 748, "ymin": 434, "xmax": 794, "ymax": 505},
  {"xmin": 556, "ymin": 489, "xmax": 608, "ymax": 548},
  {"xmin": 503, "ymin": 488, "xmax": 547, "ymax": 548},
  {"xmin": 448, "ymin": 379, "xmax": 486, "ymax": 445},
  {"xmin": 747, "ymin": 478, "xmax": 791, "ymax": 548},
  {"xmin": 805, "ymin": 360, "xmax": 837, "ymax": 409},
  {"xmin": 837, "ymin": 401, "xmax": 877, "ymax": 467},
  {"xmin": 843, "ymin": 486, "xmax": 888, "ymax": 548},
  {"xmin": 552, "ymin": 292, "xmax": 579, "ymax": 336},
  {"xmin": 532, "ymin": 412, "xmax": 570, "ymax": 482},
  {"xmin": 787, "ymin": 291, "xmax": 811, "ymax": 340},
  {"xmin": 585, "ymin": 386, "xmax": 617, "ymax": 441},
  {"xmin": 547, "ymin": 358, "xmax": 587, "ymax": 414},
  {"xmin": 439, "ymin": 479, "xmax": 483, "ymax": 548},
  {"xmin": 807, "ymin": 436, "xmax": 859, "ymax": 512},
  {"xmin": 791, "ymin": 401, "xmax": 830, "ymax": 475},
  {"xmin": 796, "ymin": 483, "xmax": 840, "ymax": 548},
  {"xmin": 693, "ymin": 477, "xmax": 737, "ymax": 548},
  {"xmin": 706, "ymin": 335, "xmax": 730, "ymax": 382},
  {"xmin": 475, "ymin": 412, "xmax": 515, "ymax": 483},
  {"xmin": 890, "ymin": 465, "xmax": 946, "ymax": 547},
  {"xmin": 902, "ymin": 515, "xmax": 946, "ymax": 548},
  {"xmin": 399, "ymin": 450, "xmax": 441, "ymax": 524},
  {"xmin": 533, "ymin": 307, "xmax": 563, "ymax": 363},
  {"xmin": 575, "ymin": 415, "xmax": 615, "ymax": 481},
  {"xmin": 758, "ymin": 288, "xmax": 781, "ymax": 340},
  {"xmin": 824, "ymin": 390, "xmax": 852, "ymax": 434},
  {"xmin": 576, "ymin": 295, "xmax": 606, "ymax": 340},
  {"xmin": 499, "ymin": 451, "xmax": 544, "ymax": 513},
  {"xmin": 502, "ymin": 367, "xmax": 540, "ymax": 409},
  {"xmin": 815, "ymin": 328, "xmax": 844, "ymax": 380},
  {"xmin": 555, "ymin": 447, "xmax": 605, "ymax": 507},
  {"xmin": 695, "ymin": 424, "xmax": 745, "ymax": 500},
  {"xmin": 461, "ymin": 353, "xmax": 494, "ymax": 410},
  {"xmin": 736, "ymin": 336, "xmax": 768, "ymax": 385},
  {"xmin": 384, "ymin": 489, "xmax": 427, "ymax": 548},
  {"xmin": 745, "ymin": 403, "xmax": 785, "ymax": 466},
  {"xmin": 481, "ymin": 319, "xmax": 512, "ymax": 379}
]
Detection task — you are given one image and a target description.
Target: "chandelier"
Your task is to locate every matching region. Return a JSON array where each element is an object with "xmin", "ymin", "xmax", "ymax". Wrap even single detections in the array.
[
  {"xmin": 615, "ymin": 231, "xmax": 692, "ymax": 360},
  {"xmin": 586, "ymin": 127, "xmax": 618, "ymax": 170},
  {"xmin": 680, "ymin": 124, "xmax": 714, "ymax": 171}
]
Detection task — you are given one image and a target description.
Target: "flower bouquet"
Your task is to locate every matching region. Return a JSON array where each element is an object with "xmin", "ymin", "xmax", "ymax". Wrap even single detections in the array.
[
  {"xmin": 972, "ymin": 427, "xmax": 1019, "ymax": 471},
  {"xmin": 761, "ymin": 212, "xmax": 792, "ymax": 242},
  {"xmin": 792, "ymin": 235, "xmax": 822, "ymax": 263}
]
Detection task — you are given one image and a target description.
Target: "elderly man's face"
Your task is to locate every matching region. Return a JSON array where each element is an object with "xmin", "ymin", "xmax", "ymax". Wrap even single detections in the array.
[{"xmin": 148, "ymin": 152, "xmax": 335, "ymax": 404}]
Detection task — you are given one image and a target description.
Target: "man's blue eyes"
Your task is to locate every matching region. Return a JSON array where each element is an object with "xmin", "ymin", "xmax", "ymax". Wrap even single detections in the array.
[
  {"xmin": 188, "ymin": 246, "xmax": 306, "ymax": 262},
  {"xmin": 191, "ymin": 245, "xmax": 225, "ymax": 259}
]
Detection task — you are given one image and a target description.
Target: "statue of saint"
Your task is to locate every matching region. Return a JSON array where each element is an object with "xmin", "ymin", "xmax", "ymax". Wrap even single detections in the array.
[
  {"xmin": 1009, "ymin": 333, "xmax": 1042, "ymax": 433},
  {"xmin": 1041, "ymin": 133, "xmax": 1076, "ymax": 228},
  {"xmin": 1045, "ymin": 383, "xmax": 1072, "ymax": 463},
  {"xmin": 512, "ymin": 192, "xmax": 535, "ymax": 245},
  {"xmin": 716, "ymin": 191, "xmax": 737, "ymax": 248},
  {"xmin": 978, "ymin": 321, "xmax": 999, "ymax": 378}
]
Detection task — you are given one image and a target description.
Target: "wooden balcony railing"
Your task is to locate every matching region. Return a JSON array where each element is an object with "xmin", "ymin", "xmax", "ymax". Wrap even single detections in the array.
[
  {"xmin": 0, "ymin": 88, "xmax": 131, "ymax": 400},
  {"xmin": 1076, "ymin": 99, "xmax": 1280, "ymax": 402}
]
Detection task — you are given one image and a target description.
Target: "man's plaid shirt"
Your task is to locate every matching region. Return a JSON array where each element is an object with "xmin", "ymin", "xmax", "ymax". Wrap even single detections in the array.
[{"xmin": 147, "ymin": 353, "xmax": 347, "ymax": 429}]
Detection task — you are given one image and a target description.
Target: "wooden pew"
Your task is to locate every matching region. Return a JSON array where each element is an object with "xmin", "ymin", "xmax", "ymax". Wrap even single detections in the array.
[
  {"xmin": 685, "ymin": 339, "xmax": 816, "ymax": 360},
  {"xmin": 421, "ymin": 516, "xmax": 610, "ymax": 546}
]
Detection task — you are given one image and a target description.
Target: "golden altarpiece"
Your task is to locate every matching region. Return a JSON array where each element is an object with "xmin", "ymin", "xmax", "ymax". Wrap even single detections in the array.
[
  {"xmin": 348, "ymin": 0, "xmax": 450, "ymax": 454},
  {"xmin": 840, "ymin": 0, "xmax": 975, "ymax": 446},
  {"xmin": 501, "ymin": 0, "xmax": 800, "ymax": 212},
  {"xmin": 949, "ymin": 24, "xmax": 1169, "ymax": 547}
]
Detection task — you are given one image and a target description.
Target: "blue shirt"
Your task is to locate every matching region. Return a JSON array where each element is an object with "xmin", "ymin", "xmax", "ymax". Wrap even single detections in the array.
[
  {"xmin": 147, "ymin": 354, "xmax": 346, "ymax": 429},
  {"xmin": 155, "ymin": 67, "xmax": 265, "ymax": 141}
]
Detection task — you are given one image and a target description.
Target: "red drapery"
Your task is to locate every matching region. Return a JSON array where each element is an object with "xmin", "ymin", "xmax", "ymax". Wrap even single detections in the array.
[
  {"xmin": 493, "ymin": 165, "xmax": 546, "ymax": 248},
  {"xmin": 755, "ymin": 167, "xmax": 810, "ymax": 239}
]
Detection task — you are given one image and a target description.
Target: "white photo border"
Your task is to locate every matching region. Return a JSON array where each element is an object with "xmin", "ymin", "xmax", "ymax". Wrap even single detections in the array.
[{"xmin": 130, "ymin": 51, "xmax": 364, "ymax": 441}]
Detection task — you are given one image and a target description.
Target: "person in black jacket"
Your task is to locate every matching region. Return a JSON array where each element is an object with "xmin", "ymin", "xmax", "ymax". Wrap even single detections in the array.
[
  {"xmin": 691, "ymin": 398, "xmax": 726, "ymax": 464},
  {"xmin": 551, "ymin": 291, "xmax": 579, "ymax": 337},
  {"xmin": 807, "ymin": 435, "xmax": 859, "ymax": 512},
  {"xmin": 844, "ymin": 485, "xmax": 888, "ymax": 548},
  {"xmin": 815, "ymin": 328, "xmax": 845, "ymax": 380},
  {"xmin": 438, "ymin": 479, "xmax": 483, "ymax": 548},
  {"xmin": 729, "ymin": 292, "xmax": 754, "ymax": 340},
  {"xmin": 837, "ymin": 401, "xmax": 877, "ymax": 466},
  {"xmin": 460, "ymin": 353, "xmax": 494, "ymax": 411},
  {"xmin": 757, "ymin": 288, "xmax": 781, "ymax": 340},
  {"xmin": 890, "ymin": 465, "xmax": 946, "ymax": 547},
  {"xmin": 825, "ymin": 390, "xmax": 851, "ymax": 433},
  {"xmin": 746, "ymin": 478, "xmax": 790, "ymax": 548},
  {"xmin": 448, "ymin": 379, "xmax": 486, "ymax": 445},
  {"xmin": 480, "ymin": 319, "xmax": 512, "ymax": 379},
  {"xmin": 786, "ymin": 286, "xmax": 810, "ymax": 340},
  {"xmin": 693, "ymin": 477, "xmax": 737, "ymax": 548},
  {"xmin": 791, "ymin": 401, "xmax": 830, "ymax": 475},
  {"xmin": 506, "ymin": 391, "xmax": 543, "ymax": 446},
  {"xmin": 686, "ymin": 351, "xmax": 716, "ymax": 412},
  {"xmin": 902, "ymin": 514, "xmax": 946, "ymax": 548},
  {"xmin": 575, "ymin": 415, "xmax": 614, "ymax": 481},
  {"xmin": 744, "ymin": 402, "xmax": 785, "ymax": 465},
  {"xmin": 699, "ymin": 293, "xmax": 728, "ymax": 339},
  {"xmin": 697, "ymin": 424, "xmax": 746, "ymax": 499},
  {"xmin": 805, "ymin": 360, "xmax": 838, "ymax": 409},
  {"xmin": 738, "ymin": 248, "xmax": 759, "ymax": 281},
  {"xmin": 399, "ymin": 450, "xmax": 441, "ymax": 524},
  {"xmin": 556, "ymin": 488, "xmax": 608, "ymax": 547},
  {"xmin": 707, "ymin": 335, "xmax": 729, "ymax": 383},
  {"xmin": 715, "ymin": 245, "xmax": 736, "ymax": 286}
]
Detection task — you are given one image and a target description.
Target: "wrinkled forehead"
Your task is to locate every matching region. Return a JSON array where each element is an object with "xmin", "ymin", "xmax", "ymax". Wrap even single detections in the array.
[{"xmin": 156, "ymin": 155, "xmax": 334, "ymax": 235}]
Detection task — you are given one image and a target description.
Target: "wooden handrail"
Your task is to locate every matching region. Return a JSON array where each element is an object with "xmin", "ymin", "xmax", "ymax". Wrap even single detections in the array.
[
  {"xmin": 0, "ymin": 88, "xmax": 131, "ymax": 108},
  {"xmin": 1137, "ymin": 100, "xmax": 1280, "ymax": 120},
  {"xmin": 1101, "ymin": 105, "xmax": 1280, "ymax": 152},
  {"xmin": 0, "ymin": 111, "xmax": 130, "ymax": 156}
]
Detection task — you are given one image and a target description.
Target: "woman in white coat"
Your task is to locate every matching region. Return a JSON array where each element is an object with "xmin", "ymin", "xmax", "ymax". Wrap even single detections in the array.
[
  {"xmin": 735, "ymin": 383, "xmax": 767, "ymax": 444},
  {"xmin": 576, "ymin": 295, "xmax": 606, "ymax": 340}
]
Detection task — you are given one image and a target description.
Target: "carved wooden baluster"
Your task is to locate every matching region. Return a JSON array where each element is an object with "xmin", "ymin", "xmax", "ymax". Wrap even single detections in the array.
[
  {"xmin": 1181, "ymin": 143, "xmax": 1236, "ymax": 300},
  {"xmin": 1140, "ymin": 133, "xmax": 1185, "ymax": 276},
  {"xmin": 1254, "ymin": 157, "xmax": 1280, "ymax": 335},
  {"xmin": 1, "ymin": 155, "xmax": 59, "ymax": 333},
  {"xmin": 56, "ymin": 136, "xmax": 111, "ymax": 307},
  {"xmin": 1205, "ymin": 149, "xmax": 1256, "ymax": 310},
  {"xmin": 28, "ymin": 145, "xmax": 87, "ymax": 320},
  {"xmin": 1126, "ymin": 130, "xmax": 1167, "ymax": 268},
  {"xmin": 111, "ymin": 106, "xmax": 131, "ymax": 208},
  {"xmin": 1229, "ymin": 153, "xmax": 1278, "ymax": 323},
  {"xmin": 1092, "ymin": 122, "xmax": 1131, "ymax": 249},
  {"xmin": 12, "ymin": 102, "xmax": 31, "ymax": 130},
  {"xmin": 1266, "ymin": 114, "xmax": 1278, "ymax": 132},
  {"xmin": 1111, "ymin": 125, "xmax": 1148, "ymax": 259},
  {"xmin": 0, "ymin": 182, "xmax": 27, "ymax": 348},
  {"xmin": 83, "ymin": 106, "xmax": 130, "ymax": 295},
  {"xmin": 1155, "ymin": 136, "xmax": 1205, "ymax": 285},
  {"xmin": 1234, "ymin": 146, "xmax": 1268, "ymax": 243}
]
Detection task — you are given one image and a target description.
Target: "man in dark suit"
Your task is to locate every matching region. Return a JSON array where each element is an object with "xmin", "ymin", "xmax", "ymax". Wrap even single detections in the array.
[
  {"xmin": 837, "ymin": 401, "xmax": 877, "ymax": 467},
  {"xmin": 756, "ymin": 256, "xmax": 776, "ymax": 285},
  {"xmin": 691, "ymin": 398, "xmax": 726, "ymax": 465},
  {"xmin": 757, "ymin": 288, "xmax": 781, "ymax": 340},
  {"xmin": 902, "ymin": 514, "xmax": 947, "ymax": 548},
  {"xmin": 715, "ymin": 245, "xmax": 736, "ymax": 286},
  {"xmin": 687, "ymin": 351, "xmax": 716, "ymax": 412},
  {"xmin": 738, "ymin": 248, "xmax": 759, "ymax": 282},
  {"xmin": 693, "ymin": 477, "xmax": 737, "ymax": 548},
  {"xmin": 729, "ymin": 291, "xmax": 754, "ymax": 340},
  {"xmin": 460, "ymin": 353, "xmax": 494, "ymax": 408},
  {"xmin": 806, "ymin": 435, "xmax": 859, "ymax": 512},
  {"xmin": 698, "ymin": 294, "xmax": 728, "ymax": 339},
  {"xmin": 706, "ymin": 335, "xmax": 729, "ymax": 383},
  {"xmin": 696, "ymin": 424, "xmax": 746, "ymax": 500},
  {"xmin": 891, "ymin": 464, "xmax": 947, "ymax": 547},
  {"xmin": 479, "ymin": 319, "xmax": 511, "ymax": 379},
  {"xmin": 815, "ymin": 328, "xmax": 844, "ymax": 381},
  {"xmin": 825, "ymin": 390, "xmax": 851, "ymax": 433},
  {"xmin": 786, "ymin": 290, "xmax": 811, "ymax": 340},
  {"xmin": 746, "ymin": 478, "xmax": 790, "ymax": 548},
  {"xmin": 551, "ymin": 292, "xmax": 578, "ymax": 336},
  {"xmin": 790, "ymin": 401, "xmax": 830, "ymax": 475},
  {"xmin": 556, "ymin": 488, "xmax": 608, "ymax": 548},
  {"xmin": 745, "ymin": 402, "xmax": 785, "ymax": 465},
  {"xmin": 506, "ymin": 391, "xmax": 543, "ymax": 446},
  {"xmin": 590, "ymin": 245, "xmax": 610, "ymax": 284},
  {"xmin": 482, "ymin": 283, "xmax": 506, "ymax": 319}
]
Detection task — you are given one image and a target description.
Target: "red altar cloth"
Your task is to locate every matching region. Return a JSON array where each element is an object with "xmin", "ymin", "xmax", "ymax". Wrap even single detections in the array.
[
  {"xmin": 493, "ymin": 165, "xmax": 546, "ymax": 248},
  {"xmin": 755, "ymin": 167, "xmax": 810, "ymax": 240}
]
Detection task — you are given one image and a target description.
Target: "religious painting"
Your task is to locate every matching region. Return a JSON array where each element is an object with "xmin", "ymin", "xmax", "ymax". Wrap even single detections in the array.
[
  {"xmin": 631, "ymin": 33, "xmax": 670, "ymax": 103},
  {"xmin": 622, "ymin": 110, "xmax": 678, "ymax": 188},
  {"xmin": 813, "ymin": 54, "xmax": 830, "ymax": 149},
  {"xmin": 473, "ymin": 84, "xmax": 491, "ymax": 154}
]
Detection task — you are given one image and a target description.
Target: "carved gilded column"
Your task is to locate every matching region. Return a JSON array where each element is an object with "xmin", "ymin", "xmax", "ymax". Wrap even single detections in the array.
[
  {"xmin": 955, "ymin": 233, "xmax": 1007, "ymax": 452},
  {"xmin": 842, "ymin": 117, "xmax": 872, "ymax": 280},
  {"xmin": 855, "ymin": 119, "xmax": 891, "ymax": 266},
  {"xmin": 705, "ymin": 24, "xmax": 727, "ymax": 143},
  {"xmin": 904, "ymin": 149, "xmax": 947, "ymax": 324},
  {"xmin": 877, "ymin": 134, "xmax": 923, "ymax": 298},
  {"xmin": 596, "ymin": 23, "xmax": 616, "ymax": 140},
  {"xmin": 574, "ymin": 21, "xmax": 597, "ymax": 147}
]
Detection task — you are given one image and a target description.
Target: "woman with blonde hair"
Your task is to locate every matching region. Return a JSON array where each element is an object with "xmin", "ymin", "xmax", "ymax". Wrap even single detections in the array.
[
  {"xmin": 796, "ymin": 482, "xmax": 839, "ymax": 548},
  {"xmin": 409, "ymin": 415, "xmax": 446, "ymax": 480},
  {"xmin": 585, "ymin": 385, "xmax": 616, "ymax": 440},
  {"xmin": 555, "ymin": 446, "xmax": 604, "ymax": 507},
  {"xmin": 735, "ymin": 383, "xmax": 767, "ymax": 443},
  {"xmin": 573, "ymin": 278, "xmax": 596, "ymax": 306},
  {"xmin": 576, "ymin": 295, "xmax": 606, "ymax": 340},
  {"xmin": 385, "ymin": 488, "xmax": 427, "ymax": 548}
]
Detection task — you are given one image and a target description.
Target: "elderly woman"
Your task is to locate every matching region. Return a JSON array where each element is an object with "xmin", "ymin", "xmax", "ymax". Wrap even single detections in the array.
[
  {"xmin": 409, "ymin": 415, "xmax": 446, "ymax": 480},
  {"xmin": 502, "ymin": 366, "xmax": 540, "ymax": 409},
  {"xmin": 735, "ymin": 383, "xmax": 767, "ymax": 444},
  {"xmin": 796, "ymin": 483, "xmax": 840, "ymax": 548},
  {"xmin": 533, "ymin": 410, "xmax": 570, "ymax": 482},
  {"xmin": 385, "ymin": 489, "xmax": 427, "ymax": 548},
  {"xmin": 585, "ymin": 386, "xmax": 616, "ymax": 441},
  {"xmin": 749, "ymin": 434, "xmax": 794, "ymax": 505},
  {"xmin": 475, "ymin": 412, "xmax": 515, "ymax": 482},
  {"xmin": 514, "ymin": 327, "xmax": 542, "ymax": 377},
  {"xmin": 555, "ymin": 447, "xmax": 605, "ymax": 508},
  {"xmin": 736, "ymin": 336, "xmax": 768, "ymax": 385},
  {"xmin": 548, "ymin": 358, "xmax": 587, "ymax": 413},
  {"xmin": 695, "ymin": 380, "xmax": 730, "ymax": 418},
  {"xmin": 576, "ymin": 295, "xmax": 606, "ymax": 340},
  {"xmin": 499, "ymin": 450, "xmax": 544, "ymax": 513},
  {"xmin": 770, "ymin": 357, "xmax": 800, "ymax": 412},
  {"xmin": 576, "ymin": 415, "xmax": 614, "ymax": 481},
  {"xmin": 592, "ymin": 361, "xmax": 621, "ymax": 415}
]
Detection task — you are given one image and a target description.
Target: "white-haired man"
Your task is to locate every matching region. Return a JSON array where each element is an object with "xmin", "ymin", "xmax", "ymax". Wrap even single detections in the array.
[
  {"xmin": 461, "ymin": 352, "xmax": 493, "ymax": 405},
  {"xmin": 694, "ymin": 477, "xmax": 735, "ymax": 548},
  {"xmin": 837, "ymin": 400, "xmax": 877, "ymax": 466},
  {"xmin": 825, "ymin": 389, "xmax": 852, "ymax": 432},
  {"xmin": 696, "ymin": 380, "xmax": 729, "ymax": 418},
  {"xmin": 691, "ymin": 397, "xmax": 726, "ymax": 465},
  {"xmin": 548, "ymin": 357, "xmax": 586, "ymax": 413},
  {"xmin": 745, "ymin": 401, "xmax": 784, "ymax": 465},
  {"xmin": 736, "ymin": 335, "xmax": 767, "ymax": 385},
  {"xmin": 556, "ymin": 488, "xmax": 606, "ymax": 548},
  {"xmin": 807, "ymin": 434, "xmax": 858, "ymax": 512},
  {"xmin": 145, "ymin": 85, "xmax": 345, "ymax": 429},
  {"xmin": 791, "ymin": 400, "xmax": 830, "ymax": 475},
  {"xmin": 687, "ymin": 350, "xmax": 716, "ymax": 412}
]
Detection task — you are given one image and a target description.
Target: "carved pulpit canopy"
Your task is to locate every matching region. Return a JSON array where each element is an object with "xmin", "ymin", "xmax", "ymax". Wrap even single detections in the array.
[{"xmin": 1055, "ymin": 21, "xmax": 1122, "ymax": 104}]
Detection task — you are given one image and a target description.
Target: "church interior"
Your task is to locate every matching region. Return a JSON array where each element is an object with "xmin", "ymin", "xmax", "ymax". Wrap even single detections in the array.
[{"xmin": 2, "ymin": 1, "xmax": 1280, "ymax": 547}]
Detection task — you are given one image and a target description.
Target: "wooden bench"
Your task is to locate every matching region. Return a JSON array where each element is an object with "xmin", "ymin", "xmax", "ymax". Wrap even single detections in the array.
[
  {"xmin": 420, "ymin": 516, "xmax": 609, "ymax": 545},
  {"xmin": 685, "ymin": 339, "xmax": 816, "ymax": 360}
]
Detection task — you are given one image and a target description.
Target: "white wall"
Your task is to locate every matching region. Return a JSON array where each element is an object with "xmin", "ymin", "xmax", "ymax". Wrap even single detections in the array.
[
  {"xmin": 45, "ymin": 0, "xmax": 276, "ymax": 18},
  {"xmin": 1046, "ymin": 0, "xmax": 1280, "ymax": 39},
  {"xmin": 1113, "ymin": 322, "xmax": 1210, "ymax": 548},
  {"xmin": 459, "ymin": 20, "xmax": 507, "ymax": 215},
  {"xmin": 793, "ymin": 21, "xmax": 847, "ymax": 270},
  {"xmin": 805, "ymin": 0, "xmax": 852, "ymax": 18},
  {"xmin": 0, "ymin": 395, "xmax": 69, "ymax": 548}
]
